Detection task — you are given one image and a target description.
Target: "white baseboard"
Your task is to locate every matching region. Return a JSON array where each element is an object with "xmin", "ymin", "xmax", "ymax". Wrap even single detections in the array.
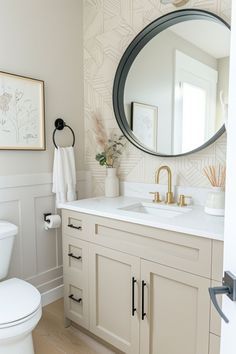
[{"xmin": 41, "ymin": 284, "xmax": 64, "ymax": 307}]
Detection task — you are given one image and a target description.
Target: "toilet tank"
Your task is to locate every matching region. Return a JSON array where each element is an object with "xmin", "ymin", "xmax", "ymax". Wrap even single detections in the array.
[{"xmin": 0, "ymin": 221, "xmax": 18, "ymax": 280}]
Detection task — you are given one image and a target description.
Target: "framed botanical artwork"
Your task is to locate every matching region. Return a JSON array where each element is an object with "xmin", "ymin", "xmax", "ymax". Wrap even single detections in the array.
[
  {"xmin": 131, "ymin": 102, "xmax": 158, "ymax": 151},
  {"xmin": 0, "ymin": 71, "xmax": 45, "ymax": 150}
]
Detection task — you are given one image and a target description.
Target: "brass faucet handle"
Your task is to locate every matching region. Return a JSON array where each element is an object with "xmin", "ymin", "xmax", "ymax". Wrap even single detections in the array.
[
  {"xmin": 178, "ymin": 195, "xmax": 192, "ymax": 207},
  {"xmin": 149, "ymin": 192, "xmax": 162, "ymax": 203}
]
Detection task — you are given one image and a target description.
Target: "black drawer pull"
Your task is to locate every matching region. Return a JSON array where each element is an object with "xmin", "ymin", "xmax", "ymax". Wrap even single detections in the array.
[
  {"xmin": 68, "ymin": 223, "xmax": 82, "ymax": 230},
  {"xmin": 132, "ymin": 277, "xmax": 137, "ymax": 316},
  {"xmin": 142, "ymin": 280, "xmax": 147, "ymax": 320},
  {"xmin": 68, "ymin": 253, "xmax": 82, "ymax": 261},
  {"xmin": 69, "ymin": 294, "xmax": 82, "ymax": 303}
]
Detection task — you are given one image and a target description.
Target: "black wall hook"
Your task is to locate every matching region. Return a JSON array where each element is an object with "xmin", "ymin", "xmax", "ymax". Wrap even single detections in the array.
[{"xmin": 52, "ymin": 118, "xmax": 75, "ymax": 148}]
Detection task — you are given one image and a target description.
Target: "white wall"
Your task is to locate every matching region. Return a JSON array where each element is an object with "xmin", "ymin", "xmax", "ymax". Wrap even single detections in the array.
[
  {"xmin": 0, "ymin": 0, "xmax": 84, "ymax": 174},
  {"xmin": 124, "ymin": 29, "xmax": 217, "ymax": 154},
  {"xmin": 0, "ymin": 0, "xmax": 86, "ymax": 295}
]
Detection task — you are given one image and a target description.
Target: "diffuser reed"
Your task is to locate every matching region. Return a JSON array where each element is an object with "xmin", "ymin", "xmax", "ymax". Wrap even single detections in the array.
[{"xmin": 203, "ymin": 165, "xmax": 226, "ymax": 188}]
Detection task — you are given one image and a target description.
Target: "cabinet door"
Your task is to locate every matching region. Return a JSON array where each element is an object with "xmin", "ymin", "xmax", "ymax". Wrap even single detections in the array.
[
  {"xmin": 89, "ymin": 244, "xmax": 140, "ymax": 354},
  {"xmin": 140, "ymin": 260, "xmax": 210, "ymax": 354}
]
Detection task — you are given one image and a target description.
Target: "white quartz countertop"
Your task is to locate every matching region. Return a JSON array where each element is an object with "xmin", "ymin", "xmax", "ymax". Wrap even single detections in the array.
[{"xmin": 59, "ymin": 196, "xmax": 224, "ymax": 241}]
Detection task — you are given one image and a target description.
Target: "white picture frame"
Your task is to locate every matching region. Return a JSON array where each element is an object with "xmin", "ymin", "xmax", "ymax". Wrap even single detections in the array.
[
  {"xmin": 0, "ymin": 71, "xmax": 45, "ymax": 150},
  {"xmin": 131, "ymin": 102, "xmax": 158, "ymax": 150}
]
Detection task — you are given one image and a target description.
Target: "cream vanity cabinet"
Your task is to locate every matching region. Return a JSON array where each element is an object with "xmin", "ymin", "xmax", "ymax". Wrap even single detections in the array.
[{"xmin": 62, "ymin": 209, "xmax": 223, "ymax": 354}]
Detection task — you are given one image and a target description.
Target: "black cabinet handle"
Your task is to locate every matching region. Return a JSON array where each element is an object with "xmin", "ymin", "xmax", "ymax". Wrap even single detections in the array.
[
  {"xmin": 68, "ymin": 253, "xmax": 82, "ymax": 261},
  {"xmin": 142, "ymin": 280, "xmax": 147, "ymax": 320},
  {"xmin": 69, "ymin": 294, "xmax": 82, "ymax": 303},
  {"xmin": 132, "ymin": 277, "xmax": 137, "ymax": 316},
  {"xmin": 68, "ymin": 223, "xmax": 82, "ymax": 230}
]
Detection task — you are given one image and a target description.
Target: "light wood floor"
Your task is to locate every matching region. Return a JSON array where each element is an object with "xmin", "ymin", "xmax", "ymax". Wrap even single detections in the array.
[{"xmin": 33, "ymin": 299, "xmax": 103, "ymax": 354}]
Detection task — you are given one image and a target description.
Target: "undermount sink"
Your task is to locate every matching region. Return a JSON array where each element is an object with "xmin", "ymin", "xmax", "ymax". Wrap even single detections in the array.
[{"xmin": 119, "ymin": 202, "xmax": 192, "ymax": 219}]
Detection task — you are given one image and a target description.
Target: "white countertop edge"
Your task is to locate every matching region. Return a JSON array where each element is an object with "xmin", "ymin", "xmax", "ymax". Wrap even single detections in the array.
[{"xmin": 59, "ymin": 198, "xmax": 224, "ymax": 242}]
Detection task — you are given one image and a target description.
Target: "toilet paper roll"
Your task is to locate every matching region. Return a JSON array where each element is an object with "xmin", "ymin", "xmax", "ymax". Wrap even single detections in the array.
[{"xmin": 44, "ymin": 215, "xmax": 61, "ymax": 230}]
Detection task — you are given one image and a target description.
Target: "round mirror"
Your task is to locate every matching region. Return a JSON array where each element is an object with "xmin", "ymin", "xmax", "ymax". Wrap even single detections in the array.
[{"xmin": 113, "ymin": 10, "xmax": 230, "ymax": 157}]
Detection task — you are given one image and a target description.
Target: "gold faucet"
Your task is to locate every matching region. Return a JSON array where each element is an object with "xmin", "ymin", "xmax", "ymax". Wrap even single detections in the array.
[{"xmin": 155, "ymin": 166, "xmax": 175, "ymax": 204}]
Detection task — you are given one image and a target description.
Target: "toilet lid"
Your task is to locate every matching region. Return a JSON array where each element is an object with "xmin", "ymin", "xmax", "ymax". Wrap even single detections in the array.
[{"xmin": 0, "ymin": 278, "xmax": 41, "ymax": 325}]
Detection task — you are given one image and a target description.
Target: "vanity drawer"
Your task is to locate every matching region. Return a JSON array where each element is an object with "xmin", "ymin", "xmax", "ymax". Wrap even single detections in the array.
[
  {"xmin": 62, "ymin": 210, "xmax": 90, "ymax": 240},
  {"xmin": 64, "ymin": 277, "xmax": 89, "ymax": 329},
  {"xmin": 63, "ymin": 236, "xmax": 89, "ymax": 329},
  {"xmin": 89, "ymin": 215, "xmax": 212, "ymax": 278},
  {"xmin": 63, "ymin": 236, "xmax": 89, "ymax": 275}
]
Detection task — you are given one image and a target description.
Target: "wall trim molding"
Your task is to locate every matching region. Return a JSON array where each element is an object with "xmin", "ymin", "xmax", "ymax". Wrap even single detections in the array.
[
  {"xmin": 0, "ymin": 170, "xmax": 91, "ymax": 190},
  {"xmin": 0, "ymin": 170, "xmax": 92, "ymax": 297},
  {"xmin": 41, "ymin": 284, "xmax": 64, "ymax": 307}
]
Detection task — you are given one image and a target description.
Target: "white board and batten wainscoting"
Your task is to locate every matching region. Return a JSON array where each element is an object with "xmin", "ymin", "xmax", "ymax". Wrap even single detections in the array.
[{"xmin": 0, "ymin": 171, "xmax": 92, "ymax": 306}]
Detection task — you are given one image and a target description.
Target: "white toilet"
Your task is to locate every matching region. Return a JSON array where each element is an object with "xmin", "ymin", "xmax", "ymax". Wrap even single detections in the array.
[{"xmin": 0, "ymin": 221, "xmax": 42, "ymax": 354}]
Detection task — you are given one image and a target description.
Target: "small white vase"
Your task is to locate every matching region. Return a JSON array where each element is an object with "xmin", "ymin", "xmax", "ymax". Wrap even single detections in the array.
[
  {"xmin": 205, "ymin": 187, "xmax": 225, "ymax": 216},
  {"xmin": 105, "ymin": 167, "xmax": 119, "ymax": 197}
]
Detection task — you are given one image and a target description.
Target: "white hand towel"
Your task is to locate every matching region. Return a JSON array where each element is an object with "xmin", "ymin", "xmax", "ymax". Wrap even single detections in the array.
[
  {"xmin": 52, "ymin": 146, "xmax": 77, "ymax": 206},
  {"xmin": 62, "ymin": 146, "xmax": 77, "ymax": 202}
]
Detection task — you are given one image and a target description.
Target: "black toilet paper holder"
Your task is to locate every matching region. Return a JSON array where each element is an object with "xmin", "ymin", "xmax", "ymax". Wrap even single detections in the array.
[{"xmin": 44, "ymin": 213, "xmax": 52, "ymax": 223}]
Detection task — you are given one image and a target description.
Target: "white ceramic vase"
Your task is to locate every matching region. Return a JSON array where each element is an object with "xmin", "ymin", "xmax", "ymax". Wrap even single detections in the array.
[
  {"xmin": 205, "ymin": 187, "xmax": 225, "ymax": 216},
  {"xmin": 105, "ymin": 167, "xmax": 119, "ymax": 197}
]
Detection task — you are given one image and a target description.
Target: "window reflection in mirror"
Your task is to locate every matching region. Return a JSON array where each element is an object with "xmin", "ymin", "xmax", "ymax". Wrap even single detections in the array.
[{"xmin": 124, "ymin": 19, "xmax": 230, "ymax": 155}]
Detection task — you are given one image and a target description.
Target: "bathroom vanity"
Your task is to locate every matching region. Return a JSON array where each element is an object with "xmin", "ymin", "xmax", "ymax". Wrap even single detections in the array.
[
  {"xmin": 59, "ymin": 8, "xmax": 228, "ymax": 350},
  {"xmin": 60, "ymin": 197, "xmax": 224, "ymax": 354},
  {"xmin": 60, "ymin": 6, "xmax": 229, "ymax": 353}
]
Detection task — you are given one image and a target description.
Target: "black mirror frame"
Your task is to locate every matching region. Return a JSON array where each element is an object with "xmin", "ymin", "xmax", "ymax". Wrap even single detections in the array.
[{"xmin": 113, "ymin": 9, "xmax": 230, "ymax": 157}]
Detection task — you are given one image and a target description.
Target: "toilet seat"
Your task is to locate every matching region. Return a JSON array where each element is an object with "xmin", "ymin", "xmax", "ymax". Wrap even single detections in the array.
[{"xmin": 0, "ymin": 278, "xmax": 41, "ymax": 328}]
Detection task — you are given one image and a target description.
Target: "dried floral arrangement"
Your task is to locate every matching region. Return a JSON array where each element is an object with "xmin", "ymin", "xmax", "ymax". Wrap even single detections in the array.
[
  {"xmin": 93, "ymin": 113, "xmax": 126, "ymax": 168},
  {"xmin": 203, "ymin": 165, "xmax": 226, "ymax": 188}
]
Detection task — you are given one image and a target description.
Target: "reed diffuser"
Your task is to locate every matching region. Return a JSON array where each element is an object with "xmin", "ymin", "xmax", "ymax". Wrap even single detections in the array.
[
  {"xmin": 203, "ymin": 165, "xmax": 226, "ymax": 188},
  {"xmin": 203, "ymin": 165, "xmax": 226, "ymax": 216}
]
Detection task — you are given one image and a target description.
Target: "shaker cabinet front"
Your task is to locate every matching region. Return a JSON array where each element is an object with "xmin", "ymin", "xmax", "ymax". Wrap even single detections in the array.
[
  {"xmin": 89, "ymin": 244, "xmax": 140, "ymax": 354},
  {"xmin": 140, "ymin": 260, "xmax": 211, "ymax": 354}
]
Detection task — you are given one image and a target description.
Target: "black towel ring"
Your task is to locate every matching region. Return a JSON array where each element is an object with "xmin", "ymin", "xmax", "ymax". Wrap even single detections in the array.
[{"xmin": 53, "ymin": 118, "xmax": 75, "ymax": 148}]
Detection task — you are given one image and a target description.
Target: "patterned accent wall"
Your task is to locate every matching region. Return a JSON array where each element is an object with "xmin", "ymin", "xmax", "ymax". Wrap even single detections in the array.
[{"xmin": 83, "ymin": 0, "xmax": 231, "ymax": 196}]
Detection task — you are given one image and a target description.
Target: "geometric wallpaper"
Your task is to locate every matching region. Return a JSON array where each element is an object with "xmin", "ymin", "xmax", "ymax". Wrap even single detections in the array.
[{"xmin": 83, "ymin": 0, "xmax": 231, "ymax": 196}]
